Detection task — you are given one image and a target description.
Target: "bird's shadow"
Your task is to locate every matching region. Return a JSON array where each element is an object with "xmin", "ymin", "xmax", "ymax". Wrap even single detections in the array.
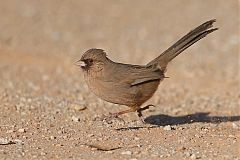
[
  {"xmin": 116, "ymin": 112, "xmax": 240, "ymax": 131},
  {"xmin": 144, "ymin": 112, "xmax": 240, "ymax": 126}
]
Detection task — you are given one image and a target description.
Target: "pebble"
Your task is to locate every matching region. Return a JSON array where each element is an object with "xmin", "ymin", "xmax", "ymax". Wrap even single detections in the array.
[
  {"xmin": 56, "ymin": 144, "xmax": 63, "ymax": 147},
  {"xmin": 90, "ymin": 147, "xmax": 98, "ymax": 151},
  {"xmin": 163, "ymin": 125, "xmax": 172, "ymax": 131},
  {"xmin": 0, "ymin": 138, "xmax": 12, "ymax": 145},
  {"xmin": 106, "ymin": 151, "xmax": 113, "ymax": 154},
  {"xmin": 6, "ymin": 130, "xmax": 14, "ymax": 133},
  {"xmin": 40, "ymin": 152, "xmax": 47, "ymax": 155},
  {"xmin": 178, "ymin": 146, "xmax": 186, "ymax": 151},
  {"xmin": 185, "ymin": 151, "xmax": 191, "ymax": 157},
  {"xmin": 228, "ymin": 135, "xmax": 235, "ymax": 138},
  {"xmin": 69, "ymin": 103, "xmax": 86, "ymax": 111},
  {"xmin": 121, "ymin": 150, "xmax": 132, "ymax": 155},
  {"xmin": 27, "ymin": 98, "xmax": 32, "ymax": 103},
  {"xmin": 232, "ymin": 123, "xmax": 239, "ymax": 129},
  {"xmin": 14, "ymin": 139, "xmax": 24, "ymax": 145},
  {"xmin": 87, "ymin": 134, "xmax": 94, "ymax": 137},
  {"xmin": 72, "ymin": 116, "xmax": 80, "ymax": 122},
  {"xmin": 18, "ymin": 128, "xmax": 26, "ymax": 133},
  {"xmin": 134, "ymin": 137, "xmax": 140, "ymax": 141},
  {"xmin": 15, "ymin": 103, "xmax": 24, "ymax": 111},
  {"xmin": 190, "ymin": 154, "xmax": 197, "ymax": 159}
]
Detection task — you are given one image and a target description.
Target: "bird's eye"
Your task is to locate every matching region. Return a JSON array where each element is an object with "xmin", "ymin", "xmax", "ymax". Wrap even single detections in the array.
[{"xmin": 88, "ymin": 59, "xmax": 93, "ymax": 63}]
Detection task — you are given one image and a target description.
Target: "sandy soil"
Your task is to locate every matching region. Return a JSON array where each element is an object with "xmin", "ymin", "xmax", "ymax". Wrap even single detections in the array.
[{"xmin": 0, "ymin": 0, "xmax": 239, "ymax": 159}]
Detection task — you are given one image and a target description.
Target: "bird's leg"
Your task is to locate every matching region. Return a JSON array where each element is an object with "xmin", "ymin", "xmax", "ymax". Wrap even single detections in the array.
[
  {"xmin": 137, "ymin": 104, "xmax": 156, "ymax": 123},
  {"xmin": 114, "ymin": 108, "xmax": 137, "ymax": 117},
  {"xmin": 103, "ymin": 108, "xmax": 137, "ymax": 122},
  {"xmin": 102, "ymin": 105, "xmax": 155, "ymax": 123},
  {"xmin": 136, "ymin": 110, "xmax": 145, "ymax": 123}
]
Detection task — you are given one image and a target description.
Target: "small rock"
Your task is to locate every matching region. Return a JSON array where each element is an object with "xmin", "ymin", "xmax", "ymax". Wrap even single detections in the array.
[
  {"xmin": 232, "ymin": 123, "xmax": 239, "ymax": 129},
  {"xmin": 50, "ymin": 136, "xmax": 56, "ymax": 140},
  {"xmin": 228, "ymin": 135, "xmax": 235, "ymax": 138},
  {"xmin": 27, "ymin": 98, "xmax": 32, "ymax": 103},
  {"xmin": 163, "ymin": 125, "xmax": 172, "ymax": 131},
  {"xmin": 134, "ymin": 137, "xmax": 140, "ymax": 141},
  {"xmin": 6, "ymin": 130, "xmax": 14, "ymax": 133},
  {"xmin": 121, "ymin": 150, "xmax": 132, "ymax": 155},
  {"xmin": 18, "ymin": 128, "xmax": 26, "ymax": 133},
  {"xmin": 190, "ymin": 154, "xmax": 197, "ymax": 159},
  {"xmin": 69, "ymin": 103, "xmax": 86, "ymax": 111},
  {"xmin": 87, "ymin": 134, "xmax": 94, "ymax": 137},
  {"xmin": 178, "ymin": 127, "xmax": 185, "ymax": 130},
  {"xmin": 91, "ymin": 147, "xmax": 98, "ymax": 151},
  {"xmin": 0, "ymin": 138, "xmax": 12, "ymax": 145},
  {"xmin": 72, "ymin": 116, "xmax": 80, "ymax": 122},
  {"xmin": 14, "ymin": 139, "xmax": 23, "ymax": 145},
  {"xmin": 40, "ymin": 152, "xmax": 46, "ymax": 156},
  {"xmin": 55, "ymin": 144, "xmax": 63, "ymax": 147},
  {"xmin": 185, "ymin": 151, "xmax": 191, "ymax": 157},
  {"xmin": 106, "ymin": 151, "xmax": 113, "ymax": 154},
  {"xmin": 178, "ymin": 146, "xmax": 186, "ymax": 151},
  {"xmin": 15, "ymin": 103, "xmax": 24, "ymax": 111}
]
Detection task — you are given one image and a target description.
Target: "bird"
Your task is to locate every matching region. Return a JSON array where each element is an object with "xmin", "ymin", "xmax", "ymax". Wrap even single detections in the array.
[{"xmin": 76, "ymin": 19, "xmax": 218, "ymax": 122}]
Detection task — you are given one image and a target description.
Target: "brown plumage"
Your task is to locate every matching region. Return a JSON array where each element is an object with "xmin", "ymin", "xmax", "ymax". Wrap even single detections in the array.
[{"xmin": 76, "ymin": 19, "xmax": 218, "ymax": 122}]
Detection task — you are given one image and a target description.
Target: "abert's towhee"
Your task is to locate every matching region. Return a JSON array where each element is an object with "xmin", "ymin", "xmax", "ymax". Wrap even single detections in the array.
[{"xmin": 76, "ymin": 19, "xmax": 218, "ymax": 122}]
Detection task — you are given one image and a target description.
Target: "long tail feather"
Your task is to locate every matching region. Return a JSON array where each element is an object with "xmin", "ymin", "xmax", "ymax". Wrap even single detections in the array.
[{"xmin": 147, "ymin": 19, "xmax": 218, "ymax": 71}]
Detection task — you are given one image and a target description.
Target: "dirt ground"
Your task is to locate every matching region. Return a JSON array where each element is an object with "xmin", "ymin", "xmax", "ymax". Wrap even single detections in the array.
[{"xmin": 0, "ymin": 0, "xmax": 239, "ymax": 160}]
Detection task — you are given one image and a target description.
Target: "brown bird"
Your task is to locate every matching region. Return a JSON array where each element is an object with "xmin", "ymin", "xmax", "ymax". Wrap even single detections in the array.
[{"xmin": 76, "ymin": 19, "xmax": 218, "ymax": 122}]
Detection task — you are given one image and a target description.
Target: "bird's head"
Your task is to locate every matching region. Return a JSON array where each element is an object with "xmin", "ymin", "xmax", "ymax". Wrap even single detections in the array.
[{"xmin": 75, "ymin": 48, "xmax": 108, "ymax": 71}]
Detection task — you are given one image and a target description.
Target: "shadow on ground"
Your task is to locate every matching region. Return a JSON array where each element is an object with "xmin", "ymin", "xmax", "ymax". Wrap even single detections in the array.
[
  {"xmin": 144, "ymin": 112, "xmax": 240, "ymax": 126},
  {"xmin": 116, "ymin": 112, "xmax": 240, "ymax": 131}
]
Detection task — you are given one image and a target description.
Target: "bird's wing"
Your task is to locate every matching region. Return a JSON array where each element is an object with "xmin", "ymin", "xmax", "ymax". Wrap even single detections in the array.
[
  {"xmin": 130, "ymin": 76, "xmax": 162, "ymax": 86},
  {"xmin": 100, "ymin": 63, "xmax": 164, "ymax": 86},
  {"xmin": 122, "ymin": 65, "xmax": 164, "ymax": 86},
  {"xmin": 130, "ymin": 66, "xmax": 164, "ymax": 86}
]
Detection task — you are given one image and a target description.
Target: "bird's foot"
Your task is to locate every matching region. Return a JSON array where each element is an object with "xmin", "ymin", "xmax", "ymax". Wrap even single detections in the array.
[
  {"xmin": 137, "ymin": 104, "xmax": 156, "ymax": 123},
  {"xmin": 139, "ymin": 116, "xmax": 146, "ymax": 124},
  {"xmin": 101, "ymin": 112, "xmax": 125, "ymax": 124}
]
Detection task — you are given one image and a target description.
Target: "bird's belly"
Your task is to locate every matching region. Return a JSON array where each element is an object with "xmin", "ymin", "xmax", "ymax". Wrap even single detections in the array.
[{"xmin": 86, "ymin": 77, "xmax": 160, "ymax": 107}]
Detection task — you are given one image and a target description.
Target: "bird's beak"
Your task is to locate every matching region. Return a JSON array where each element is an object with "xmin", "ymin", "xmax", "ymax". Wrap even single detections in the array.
[{"xmin": 75, "ymin": 59, "xmax": 86, "ymax": 67}]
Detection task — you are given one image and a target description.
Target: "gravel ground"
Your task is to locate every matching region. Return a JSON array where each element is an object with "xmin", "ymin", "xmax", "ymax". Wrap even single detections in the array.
[{"xmin": 0, "ymin": 0, "xmax": 239, "ymax": 160}]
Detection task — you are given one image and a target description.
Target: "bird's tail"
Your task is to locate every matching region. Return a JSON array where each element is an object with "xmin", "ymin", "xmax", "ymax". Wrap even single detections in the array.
[{"xmin": 147, "ymin": 19, "xmax": 218, "ymax": 71}]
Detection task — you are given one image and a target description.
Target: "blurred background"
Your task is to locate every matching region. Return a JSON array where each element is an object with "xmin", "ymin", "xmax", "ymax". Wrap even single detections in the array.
[
  {"xmin": 0, "ymin": 0, "xmax": 239, "ymax": 94},
  {"xmin": 0, "ymin": 0, "xmax": 238, "ymax": 60}
]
